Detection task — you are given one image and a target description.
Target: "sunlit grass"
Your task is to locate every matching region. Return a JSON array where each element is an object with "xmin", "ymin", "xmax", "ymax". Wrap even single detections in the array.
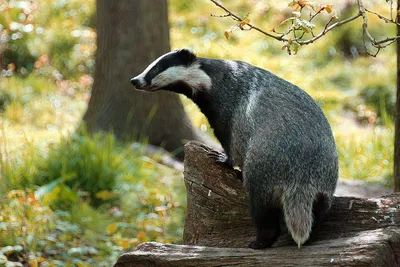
[
  {"xmin": 335, "ymin": 127, "xmax": 394, "ymax": 184},
  {"xmin": 0, "ymin": 130, "xmax": 185, "ymax": 266}
]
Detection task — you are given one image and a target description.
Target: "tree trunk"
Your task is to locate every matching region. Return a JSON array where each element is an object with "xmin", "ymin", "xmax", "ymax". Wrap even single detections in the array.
[
  {"xmin": 82, "ymin": 0, "xmax": 218, "ymax": 159},
  {"xmin": 113, "ymin": 142, "xmax": 400, "ymax": 267},
  {"xmin": 395, "ymin": 0, "xmax": 400, "ymax": 192}
]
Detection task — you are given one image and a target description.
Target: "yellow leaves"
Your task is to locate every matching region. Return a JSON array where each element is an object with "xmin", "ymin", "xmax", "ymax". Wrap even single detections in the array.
[
  {"xmin": 224, "ymin": 28, "xmax": 232, "ymax": 39},
  {"xmin": 239, "ymin": 18, "xmax": 250, "ymax": 30},
  {"xmin": 137, "ymin": 231, "xmax": 146, "ymax": 240},
  {"xmin": 107, "ymin": 223, "xmax": 119, "ymax": 234},
  {"xmin": 224, "ymin": 17, "xmax": 251, "ymax": 40},
  {"xmin": 7, "ymin": 190, "xmax": 25, "ymax": 198},
  {"xmin": 29, "ymin": 259, "xmax": 39, "ymax": 267},
  {"xmin": 114, "ymin": 238, "xmax": 139, "ymax": 250},
  {"xmin": 289, "ymin": 0, "xmax": 318, "ymax": 11},
  {"xmin": 289, "ymin": 1, "xmax": 334, "ymax": 13},
  {"xmin": 7, "ymin": 190, "xmax": 41, "ymax": 206},
  {"xmin": 29, "ymin": 258, "xmax": 46, "ymax": 267},
  {"xmin": 120, "ymin": 239, "xmax": 130, "ymax": 250},
  {"xmin": 324, "ymin": 4, "xmax": 333, "ymax": 13},
  {"xmin": 281, "ymin": 40, "xmax": 301, "ymax": 55},
  {"xmin": 95, "ymin": 190, "xmax": 116, "ymax": 200}
]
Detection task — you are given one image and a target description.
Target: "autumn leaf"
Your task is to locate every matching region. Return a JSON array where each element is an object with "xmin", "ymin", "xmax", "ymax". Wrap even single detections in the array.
[
  {"xmin": 137, "ymin": 231, "xmax": 146, "ymax": 240},
  {"xmin": 224, "ymin": 30, "xmax": 231, "ymax": 39},
  {"xmin": 325, "ymin": 4, "xmax": 333, "ymax": 13},
  {"xmin": 290, "ymin": 0, "xmax": 318, "ymax": 11},
  {"xmin": 239, "ymin": 18, "xmax": 250, "ymax": 30},
  {"xmin": 291, "ymin": 41, "xmax": 301, "ymax": 55},
  {"xmin": 121, "ymin": 239, "xmax": 130, "ymax": 249},
  {"xmin": 107, "ymin": 223, "xmax": 119, "ymax": 234},
  {"xmin": 7, "ymin": 190, "xmax": 25, "ymax": 198},
  {"xmin": 224, "ymin": 17, "xmax": 250, "ymax": 40},
  {"xmin": 288, "ymin": 1, "xmax": 301, "ymax": 11},
  {"xmin": 300, "ymin": 0, "xmax": 318, "ymax": 11},
  {"xmin": 29, "ymin": 259, "xmax": 38, "ymax": 267}
]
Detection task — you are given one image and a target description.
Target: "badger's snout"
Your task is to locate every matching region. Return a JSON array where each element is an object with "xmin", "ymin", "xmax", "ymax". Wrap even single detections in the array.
[{"xmin": 130, "ymin": 78, "xmax": 143, "ymax": 89}]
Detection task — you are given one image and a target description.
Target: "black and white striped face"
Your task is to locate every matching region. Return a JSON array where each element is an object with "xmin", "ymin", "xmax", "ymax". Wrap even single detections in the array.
[{"xmin": 130, "ymin": 48, "xmax": 211, "ymax": 93}]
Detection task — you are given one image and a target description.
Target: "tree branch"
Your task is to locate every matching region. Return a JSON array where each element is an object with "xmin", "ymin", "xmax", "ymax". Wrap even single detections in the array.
[
  {"xmin": 209, "ymin": 0, "xmax": 400, "ymax": 56},
  {"xmin": 297, "ymin": 13, "xmax": 362, "ymax": 45},
  {"xmin": 209, "ymin": 0, "xmax": 286, "ymax": 42}
]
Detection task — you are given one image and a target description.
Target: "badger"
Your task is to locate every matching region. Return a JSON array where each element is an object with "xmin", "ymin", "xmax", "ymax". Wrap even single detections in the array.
[{"xmin": 130, "ymin": 48, "xmax": 338, "ymax": 249}]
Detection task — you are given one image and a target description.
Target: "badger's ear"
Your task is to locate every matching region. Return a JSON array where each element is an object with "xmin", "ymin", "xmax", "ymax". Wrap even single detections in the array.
[{"xmin": 178, "ymin": 48, "xmax": 196, "ymax": 65}]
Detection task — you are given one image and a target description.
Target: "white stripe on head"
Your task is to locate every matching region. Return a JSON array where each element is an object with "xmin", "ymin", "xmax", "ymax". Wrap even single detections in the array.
[
  {"xmin": 132, "ymin": 51, "xmax": 175, "ymax": 81},
  {"xmin": 151, "ymin": 62, "xmax": 212, "ymax": 93}
]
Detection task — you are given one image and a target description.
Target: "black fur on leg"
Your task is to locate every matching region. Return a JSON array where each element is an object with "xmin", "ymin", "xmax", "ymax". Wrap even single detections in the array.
[
  {"xmin": 304, "ymin": 193, "xmax": 330, "ymax": 246},
  {"xmin": 248, "ymin": 205, "xmax": 282, "ymax": 250}
]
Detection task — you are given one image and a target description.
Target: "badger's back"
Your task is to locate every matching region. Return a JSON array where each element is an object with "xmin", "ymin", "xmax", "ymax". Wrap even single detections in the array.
[
  {"xmin": 225, "ymin": 62, "xmax": 338, "ymax": 246},
  {"xmin": 229, "ymin": 62, "xmax": 338, "ymax": 186}
]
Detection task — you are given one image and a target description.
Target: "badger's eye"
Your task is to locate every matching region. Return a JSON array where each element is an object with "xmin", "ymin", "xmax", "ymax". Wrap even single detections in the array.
[{"xmin": 149, "ymin": 66, "xmax": 160, "ymax": 77}]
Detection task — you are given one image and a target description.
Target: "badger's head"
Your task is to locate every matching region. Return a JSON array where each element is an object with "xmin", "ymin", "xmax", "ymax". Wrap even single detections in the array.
[{"xmin": 130, "ymin": 48, "xmax": 211, "ymax": 95}]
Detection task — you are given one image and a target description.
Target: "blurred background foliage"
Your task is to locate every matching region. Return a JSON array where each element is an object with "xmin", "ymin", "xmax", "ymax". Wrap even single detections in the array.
[{"xmin": 0, "ymin": 0, "xmax": 396, "ymax": 265}]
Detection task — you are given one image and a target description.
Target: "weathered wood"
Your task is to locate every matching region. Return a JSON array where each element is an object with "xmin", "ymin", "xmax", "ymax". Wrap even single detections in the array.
[
  {"xmin": 115, "ymin": 227, "xmax": 400, "ymax": 267},
  {"xmin": 114, "ymin": 142, "xmax": 400, "ymax": 267}
]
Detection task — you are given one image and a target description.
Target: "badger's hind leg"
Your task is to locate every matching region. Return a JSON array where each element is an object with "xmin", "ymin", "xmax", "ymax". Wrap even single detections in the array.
[{"xmin": 248, "ymin": 193, "xmax": 282, "ymax": 249}]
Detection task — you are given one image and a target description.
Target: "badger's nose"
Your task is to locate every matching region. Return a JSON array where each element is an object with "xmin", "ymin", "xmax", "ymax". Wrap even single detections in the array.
[{"xmin": 130, "ymin": 78, "xmax": 141, "ymax": 88}]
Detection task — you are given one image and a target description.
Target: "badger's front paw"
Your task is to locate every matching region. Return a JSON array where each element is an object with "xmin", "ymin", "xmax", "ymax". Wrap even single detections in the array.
[
  {"xmin": 207, "ymin": 150, "xmax": 231, "ymax": 167},
  {"xmin": 207, "ymin": 151, "xmax": 242, "ymax": 180}
]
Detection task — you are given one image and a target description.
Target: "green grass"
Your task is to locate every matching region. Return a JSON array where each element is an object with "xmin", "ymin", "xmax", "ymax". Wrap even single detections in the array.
[
  {"xmin": 335, "ymin": 128, "xmax": 394, "ymax": 185},
  {"xmin": 0, "ymin": 131, "xmax": 185, "ymax": 266}
]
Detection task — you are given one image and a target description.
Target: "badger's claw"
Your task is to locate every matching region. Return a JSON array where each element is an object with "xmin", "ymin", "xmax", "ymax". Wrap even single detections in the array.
[
  {"xmin": 207, "ymin": 150, "xmax": 242, "ymax": 181},
  {"xmin": 207, "ymin": 151, "xmax": 231, "ymax": 167}
]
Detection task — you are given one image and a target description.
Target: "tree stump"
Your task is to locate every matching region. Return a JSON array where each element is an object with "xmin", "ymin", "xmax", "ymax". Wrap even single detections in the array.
[{"xmin": 114, "ymin": 141, "xmax": 400, "ymax": 267}]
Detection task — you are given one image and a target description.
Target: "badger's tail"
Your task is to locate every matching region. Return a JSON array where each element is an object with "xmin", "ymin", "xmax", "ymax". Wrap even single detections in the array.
[{"xmin": 281, "ymin": 188, "xmax": 316, "ymax": 248}]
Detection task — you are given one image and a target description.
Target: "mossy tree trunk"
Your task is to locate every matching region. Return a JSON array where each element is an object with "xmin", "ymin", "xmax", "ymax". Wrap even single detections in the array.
[{"xmin": 82, "ymin": 0, "xmax": 216, "ymax": 158}]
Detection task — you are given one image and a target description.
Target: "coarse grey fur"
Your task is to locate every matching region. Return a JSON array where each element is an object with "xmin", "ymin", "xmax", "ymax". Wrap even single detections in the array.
[{"xmin": 130, "ymin": 49, "xmax": 339, "ymax": 249}]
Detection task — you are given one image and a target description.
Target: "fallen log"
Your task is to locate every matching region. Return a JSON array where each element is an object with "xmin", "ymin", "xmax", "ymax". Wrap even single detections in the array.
[{"xmin": 114, "ymin": 141, "xmax": 400, "ymax": 267}]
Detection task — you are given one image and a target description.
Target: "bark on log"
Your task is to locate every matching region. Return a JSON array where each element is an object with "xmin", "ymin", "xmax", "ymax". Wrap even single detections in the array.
[{"xmin": 114, "ymin": 141, "xmax": 400, "ymax": 267}]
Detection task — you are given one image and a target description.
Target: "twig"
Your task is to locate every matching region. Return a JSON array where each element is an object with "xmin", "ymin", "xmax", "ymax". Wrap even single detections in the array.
[
  {"xmin": 297, "ymin": 13, "xmax": 362, "ymax": 45},
  {"xmin": 358, "ymin": 0, "xmax": 400, "ymax": 55},
  {"xmin": 211, "ymin": 13, "xmax": 231, "ymax": 18},
  {"xmin": 209, "ymin": 0, "xmax": 287, "ymax": 41},
  {"xmin": 365, "ymin": 8, "xmax": 400, "ymax": 25},
  {"xmin": 209, "ymin": 0, "xmax": 285, "ymax": 41},
  {"xmin": 209, "ymin": 0, "xmax": 400, "ymax": 56}
]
